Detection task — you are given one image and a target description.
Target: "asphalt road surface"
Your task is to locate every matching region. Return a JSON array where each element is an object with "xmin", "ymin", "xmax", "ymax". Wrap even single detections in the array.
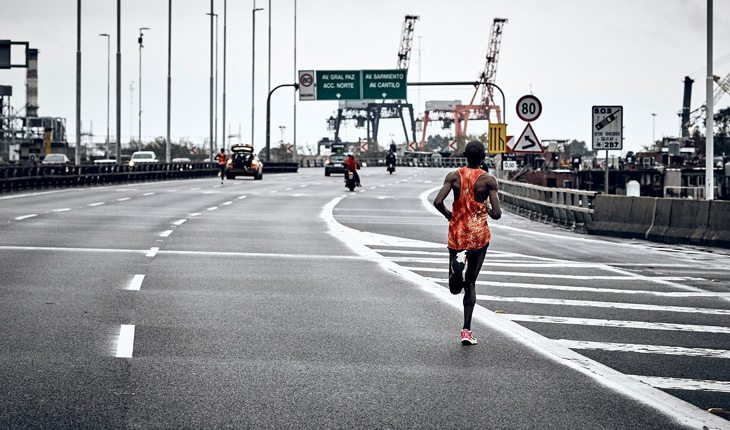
[{"xmin": 1, "ymin": 166, "xmax": 729, "ymax": 429}]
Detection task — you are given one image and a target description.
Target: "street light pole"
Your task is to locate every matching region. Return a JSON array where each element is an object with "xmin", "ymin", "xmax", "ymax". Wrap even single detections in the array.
[
  {"xmin": 137, "ymin": 27, "xmax": 150, "ymax": 146},
  {"xmin": 206, "ymin": 13, "xmax": 218, "ymax": 149},
  {"xmin": 222, "ymin": 0, "xmax": 227, "ymax": 151},
  {"xmin": 252, "ymin": 2, "xmax": 264, "ymax": 147},
  {"xmin": 75, "ymin": 0, "xmax": 81, "ymax": 166},
  {"xmin": 166, "ymin": 0, "xmax": 172, "ymax": 163},
  {"xmin": 209, "ymin": 0, "xmax": 214, "ymax": 161},
  {"xmin": 266, "ymin": 83, "xmax": 298, "ymax": 162},
  {"xmin": 651, "ymin": 113, "xmax": 657, "ymax": 144},
  {"xmin": 706, "ymin": 0, "xmax": 715, "ymax": 200},
  {"xmin": 115, "ymin": 0, "xmax": 121, "ymax": 164},
  {"xmin": 99, "ymin": 33, "xmax": 110, "ymax": 158}
]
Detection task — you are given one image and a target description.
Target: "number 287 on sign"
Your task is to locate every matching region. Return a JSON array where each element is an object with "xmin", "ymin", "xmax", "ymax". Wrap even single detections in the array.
[{"xmin": 594, "ymin": 141, "xmax": 621, "ymax": 150}]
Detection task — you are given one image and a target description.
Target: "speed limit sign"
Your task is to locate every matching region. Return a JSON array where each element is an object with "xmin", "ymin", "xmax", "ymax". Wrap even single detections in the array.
[{"xmin": 516, "ymin": 95, "xmax": 542, "ymax": 122}]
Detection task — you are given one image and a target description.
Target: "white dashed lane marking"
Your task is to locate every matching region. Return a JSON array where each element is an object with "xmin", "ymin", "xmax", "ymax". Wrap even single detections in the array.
[
  {"xmin": 117, "ymin": 197, "xmax": 131, "ymax": 202},
  {"xmin": 207, "ymin": 207, "xmax": 218, "ymax": 211},
  {"xmin": 146, "ymin": 247, "xmax": 159, "ymax": 257},
  {"xmin": 115, "ymin": 325, "xmax": 135, "ymax": 358},
  {"xmin": 173, "ymin": 219, "xmax": 187, "ymax": 226},
  {"xmin": 88, "ymin": 202, "xmax": 105, "ymax": 207},
  {"xmin": 190, "ymin": 212, "xmax": 201, "ymax": 217},
  {"xmin": 53, "ymin": 208, "xmax": 71, "ymax": 212},
  {"xmin": 143, "ymin": 192, "xmax": 155, "ymax": 196},
  {"xmin": 159, "ymin": 230, "xmax": 173, "ymax": 238},
  {"xmin": 14, "ymin": 214, "xmax": 38, "ymax": 220},
  {"xmin": 127, "ymin": 274, "xmax": 145, "ymax": 291}
]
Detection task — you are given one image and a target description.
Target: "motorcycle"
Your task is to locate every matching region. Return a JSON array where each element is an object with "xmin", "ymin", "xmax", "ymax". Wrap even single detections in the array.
[
  {"xmin": 345, "ymin": 170, "xmax": 357, "ymax": 192},
  {"xmin": 386, "ymin": 163, "xmax": 396, "ymax": 174}
]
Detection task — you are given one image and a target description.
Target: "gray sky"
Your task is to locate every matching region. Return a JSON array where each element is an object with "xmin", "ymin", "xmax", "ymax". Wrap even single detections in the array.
[{"xmin": 2, "ymin": 0, "xmax": 730, "ymax": 155}]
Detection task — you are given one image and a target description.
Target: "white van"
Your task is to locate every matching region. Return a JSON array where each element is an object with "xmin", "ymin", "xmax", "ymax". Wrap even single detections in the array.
[{"xmin": 129, "ymin": 151, "xmax": 158, "ymax": 166}]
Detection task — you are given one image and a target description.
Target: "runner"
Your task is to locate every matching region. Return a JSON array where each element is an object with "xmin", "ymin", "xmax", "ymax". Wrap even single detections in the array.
[
  {"xmin": 433, "ymin": 140, "xmax": 501, "ymax": 345},
  {"xmin": 214, "ymin": 148, "xmax": 227, "ymax": 185}
]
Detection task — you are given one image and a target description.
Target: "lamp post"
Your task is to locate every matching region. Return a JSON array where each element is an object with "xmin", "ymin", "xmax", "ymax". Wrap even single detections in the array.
[
  {"xmin": 209, "ymin": 0, "xmax": 214, "ymax": 161},
  {"xmin": 166, "ymin": 0, "xmax": 172, "ymax": 163},
  {"xmin": 222, "ymin": 0, "xmax": 227, "ymax": 151},
  {"xmin": 115, "ymin": 0, "xmax": 121, "ymax": 164},
  {"xmin": 99, "ymin": 33, "xmax": 111, "ymax": 158},
  {"xmin": 252, "ymin": 2, "xmax": 264, "ymax": 147},
  {"xmin": 206, "ymin": 12, "xmax": 218, "ymax": 149},
  {"xmin": 706, "ymin": 0, "xmax": 715, "ymax": 200},
  {"xmin": 651, "ymin": 113, "xmax": 657, "ymax": 144},
  {"xmin": 137, "ymin": 27, "xmax": 150, "ymax": 145},
  {"xmin": 75, "ymin": 0, "xmax": 81, "ymax": 166}
]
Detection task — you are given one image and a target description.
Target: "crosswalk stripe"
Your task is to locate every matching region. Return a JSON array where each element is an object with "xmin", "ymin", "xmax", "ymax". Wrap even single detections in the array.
[
  {"xmin": 631, "ymin": 376, "xmax": 730, "ymax": 393},
  {"xmin": 555, "ymin": 340, "xmax": 730, "ymax": 359},
  {"xmin": 477, "ymin": 295, "xmax": 730, "ymax": 315},
  {"xmin": 393, "ymin": 257, "xmax": 605, "ymax": 268},
  {"xmin": 427, "ymin": 278, "xmax": 730, "ymax": 298},
  {"xmin": 504, "ymin": 314, "xmax": 730, "ymax": 334},
  {"xmin": 405, "ymin": 266, "xmax": 640, "ymax": 280}
]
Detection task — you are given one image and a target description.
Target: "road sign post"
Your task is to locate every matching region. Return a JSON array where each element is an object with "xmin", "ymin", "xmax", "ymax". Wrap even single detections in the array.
[
  {"xmin": 592, "ymin": 106, "xmax": 623, "ymax": 194},
  {"xmin": 488, "ymin": 123, "xmax": 507, "ymax": 154}
]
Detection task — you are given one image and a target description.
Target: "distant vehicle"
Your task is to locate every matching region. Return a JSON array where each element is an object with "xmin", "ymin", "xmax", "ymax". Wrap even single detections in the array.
[
  {"xmin": 41, "ymin": 154, "xmax": 71, "ymax": 165},
  {"xmin": 93, "ymin": 158, "xmax": 117, "ymax": 165},
  {"xmin": 227, "ymin": 144, "xmax": 263, "ymax": 180},
  {"xmin": 129, "ymin": 151, "xmax": 158, "ymax": 166},
  {"xmin": 171, "ymin": 157, "xmax": 191, "ymax": 163},
  {"xmin": 324, "ymin": 154, "xmax": 346, "ymax": 176}
]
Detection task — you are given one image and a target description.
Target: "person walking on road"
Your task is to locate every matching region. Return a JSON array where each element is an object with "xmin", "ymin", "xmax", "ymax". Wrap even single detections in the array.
[
  {"xmin": 433, "ymin": 140, "xmax": 501, "ymax": 345},
  {"xmin": 214, "ymin": 148, "xmax": 227, "ymax": 185}
]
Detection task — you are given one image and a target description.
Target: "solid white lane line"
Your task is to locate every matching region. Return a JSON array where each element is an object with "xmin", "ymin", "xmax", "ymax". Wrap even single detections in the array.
[
  {"xmin": 300, "ymin": 184, "xmax": 308, "ymax": 188},
  {"xmin": 405, "ymin": 266, "xmax": 639, "ymax": 280},
  {"xmin": 173, "ymin": 219, "xmax": 187, "ymax": 226},
  {"xmin": 115, "ymin": 325, "xmax": 135, "ymax": 358},
  {"xmin": 14, "ymin": 214, "xmax": 38, "ymax": 220},
  {"xmin": 191, "ymin": 187, "xmax": 201, "ymax": 190},
  {"xmin": 237, "ymin": 195, "xmax": 247, "ymax": 200},
  {"xmin": 127, "ymin": 274, "xmax": 145, "ymax": 291},
  {"xmin": 632, "ymin": 376, "xmax": 730, "ymax": 393},
  {"xmin": 159, "ymin": 230, "xmax": 173, "ymax": 238},
  {"xmin": 146, "ymin": 247, "xmax": 159, "ymax": 257},
  {"xmin": 0, "ymin": 189, "xmax": 71, "ymax": 200},
  {"xmin": 117, "ymin": 197, "xmax": 131, "ymax": 202},
  {"xmin": 285, "ymin": 187, "xmax": 293, "ymax": 191},
  {"xmin": 426, "ymin": 278, "xmax": 730, "ymax": 298},
  {"xmin": 556, "ymin": 340, "xmax": 730, "ymax": 359},
  {"xmin": 189, "ymin": 212, "xmax": 201, "ymax": 217},
  {"xmin": 88, "ymin": 202, "xmax": 105, "ymax": 207},
  {"xmin": 207, "ymin": 206, "xmax": 218, "ymax": 211},
  {"xmin": 269, "ymin": 190, "xmax": 278, "ymax": 193},
  {"xmin": 477, "ymin": 295, "xmax": 730, "ymax": 315},
  {"xmin": 143, "ymin": 192, "xmax": 155, "ymax": 196},
  {"xmin": 504, "ymin": 314, "xmax": 730, "ymax": 334},
  {"xmin": 222, "ymin": 201, "xmax": 232, "ymax": 206},
  {"xmin": 53, "ymin": 208, "xmax": 71, "ymax": 212}
]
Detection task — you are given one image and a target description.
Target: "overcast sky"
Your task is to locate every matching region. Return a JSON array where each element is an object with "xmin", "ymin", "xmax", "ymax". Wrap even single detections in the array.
[{"xmin": 2, "ymin": 0, "xmax": 730, "ymax": 155}]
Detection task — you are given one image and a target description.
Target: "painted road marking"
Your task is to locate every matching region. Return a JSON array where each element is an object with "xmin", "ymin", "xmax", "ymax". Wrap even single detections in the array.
[
  {"xmin": 477, "ymin": 294, "xmax": 730, "ymax": 315},
  {"xmin": 285, "ymin": 187, "xmax": 293, "ymax": 191},
  {"xmin": 14, "ymin": 214, "xmax": 38, "ymax": 220},
  {"xmin": 173, "ymin": 219, "xmax": 187, "ymax": 226},
  {"xmin": 143, "ymin": 192, "xmax": 155, "ymax": 196},
  {"xmin": 393, "ymin": 257, "xmax": 606, "ymax": 268},
  {"xmin": 159, "ymin": 230, "xmax": 173, "ymax": 238},
  {"xmin": 189, "ymin": 212, "xmax": 201, "ymax": 217},
  {"xmin": 238, "ymin": 195, "xmax": 247, "ymax": 200},
  {"xmin": 53, "ymin": 208, "xmax": 71, "ymax": 212},
  {"xmin": 300, "ymin": 184, "xmax": 308, "ymax": 188},
  {"xmin": 427, "ymin": 278, "xmax": 730, "ymax": 298},
  {"xmin": 128, "ymin": 274, "xmax": 145, "ymax": 291},
  {"xmin": 88, "ymin": 202, "xmax": 105, "ymax": 207},
  {"xmin": 405, "ymin": 267, "xmax": 645, "ymax": 280},
  {"xmin": 556, "ymin": 340, "xmax": 730, "ymax": 359},
  {"xmin": 115, "ymin": 325, "xmax": 135, "ymax": 358},
  {"xmin": 117, "ymin": 197, "xmax": 131, "ymax": 202},
  {"xmin": 269, "ymin": 190, "xmax": 278, "ymax": 193},
  {"xmin": 146, "ymin": 247, "xmax": 159, "ymax": 257},
  {"xmin": 632, "ymin": 376, "xmax": 730, "ymax": 393},
  {"xmin": 222, "ymin": 201, "xmax": 232, "ymax": 206},
  {"xmin": 504, "ymin": 314, "xmax": 730, "ymax": 334},
  {"xmin": 207, "ymin": 206, "xmax": 218, "ymax": 211},
  {"xmin": 190, "ymin": 187, "xmax": 201, "ymax": 190}
]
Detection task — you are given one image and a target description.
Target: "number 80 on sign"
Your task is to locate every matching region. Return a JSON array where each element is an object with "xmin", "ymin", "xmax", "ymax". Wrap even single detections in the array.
[{"xmin": 516, "ymin": 95, "xmax": 542, "ymax": 122}]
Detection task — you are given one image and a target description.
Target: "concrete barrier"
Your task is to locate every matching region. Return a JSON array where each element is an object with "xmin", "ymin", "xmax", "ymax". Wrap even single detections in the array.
[
  {"xmin": 645, "ymin": 198, "xmax": 673, "ymax": 243},
  {"xmin": 587, "ymin": 195, "xmax": 636, "ymax": 238},
  {"xmin": 626, "ymin": 197, "xmax": 657, "ymax": 238},
  {"xmin": 662, "ymin": 199, "xmax": 710, "ymax": 245},
  {"xmin": 701, "ymin": 200, "xmax": 730, "ymax": 248}
]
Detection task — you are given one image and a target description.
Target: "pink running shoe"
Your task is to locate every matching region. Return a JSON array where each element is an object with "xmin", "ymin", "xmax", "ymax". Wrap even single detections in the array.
[{"xmin": 460, "ymin": 329, "xmax": 477, "ymax": 345}]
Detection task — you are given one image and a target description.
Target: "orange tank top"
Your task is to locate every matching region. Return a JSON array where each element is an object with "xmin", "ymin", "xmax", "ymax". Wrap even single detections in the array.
[{"xmin": 448, "ymin": 167, "xmax": 490, "ymax": 250}]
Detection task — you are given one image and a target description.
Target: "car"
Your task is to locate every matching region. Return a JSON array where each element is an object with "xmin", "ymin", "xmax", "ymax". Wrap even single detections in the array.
[
  {"xmin": 129, "ymin": 151, "xmax": 158, "ymax": 166},
  {"xmin": 324, "ymin": 154, "xmax": 346, "ymax": 176},
  {"xmin": 41, "ymin": 153, "xmax": 71, "ymax": 165},
  {"xmin": 226, "ymin": 144, "xmax": 263, "ymax": 180}
]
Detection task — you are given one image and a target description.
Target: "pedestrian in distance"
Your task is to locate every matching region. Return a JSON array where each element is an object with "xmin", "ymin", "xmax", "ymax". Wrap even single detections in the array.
[
  {"xmin": 214, "ymin": 148, "xmax": 227, "ymax": 185},
  {"xmin": 433, "ymin": 140, "xmax": 502, "ymax": 345}
]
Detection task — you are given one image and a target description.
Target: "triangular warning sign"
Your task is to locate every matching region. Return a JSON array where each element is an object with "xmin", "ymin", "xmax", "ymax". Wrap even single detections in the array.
[{"xmin": 512, "ymin": 123, "xmax": 543, "ymax": 153}]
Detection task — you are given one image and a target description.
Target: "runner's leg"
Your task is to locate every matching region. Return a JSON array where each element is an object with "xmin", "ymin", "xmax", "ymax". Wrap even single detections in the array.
[{"xmin": 462, "ymin": 247, "xmax": 487, "ymax": 330}]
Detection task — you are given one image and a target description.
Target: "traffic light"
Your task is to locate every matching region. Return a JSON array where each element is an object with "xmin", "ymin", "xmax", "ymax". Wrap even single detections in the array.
[{"xmin": 571, "ymin": 156, "xmax": 581, "ymax": 169}]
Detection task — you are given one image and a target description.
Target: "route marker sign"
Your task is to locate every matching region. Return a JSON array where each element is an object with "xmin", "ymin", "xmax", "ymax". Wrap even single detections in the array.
[
  {"xmin": 315, "ymin": 70, "xmax": 361, "ymax": 100},
  {"xmin": 512, "ymin": 123, "xmax": 544, "ymax": 153},
  {"xmin": 516, "ymin": 94, "xmax": 542, "ymax": 122},
  {"xmin": 488, "ymin": 123, "xmax": 507, "ymax": 154},
  {"xmin": 592, "ymin": 105, "xmax": 623, "ymax": 150},
  {"xmin": 362, "ymin": 69, "xmax": 407, "ymax": 99},
  {"xmin": 298, "ymin": 70, "xmax": 315, "ymax": 101}
]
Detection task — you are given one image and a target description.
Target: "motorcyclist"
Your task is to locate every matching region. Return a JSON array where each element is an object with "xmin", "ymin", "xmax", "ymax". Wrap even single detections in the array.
[
  {"xmin": 385, "ymin": 150, "xmax": 396, "ymax": 171},
  {"xmin": 344, "ymin": 153, "xmax": 361, "ymax": 187}
]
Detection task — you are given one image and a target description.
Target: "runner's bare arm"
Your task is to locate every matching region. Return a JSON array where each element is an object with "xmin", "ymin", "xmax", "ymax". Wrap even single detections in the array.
[
  {"xmin": 486, "ymin": 175, "xmax": 502, "ymax": 220},
  {"xmin": 433, "ymin": 172, "xmax": 456, "ymax": 220}
]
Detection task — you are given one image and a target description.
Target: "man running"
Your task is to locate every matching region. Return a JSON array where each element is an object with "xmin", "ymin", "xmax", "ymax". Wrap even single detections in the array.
[
  {"xmin": 433, "ymin": 140, "xmax": 501, "ymax": 345},
  {"xmin": 214, "ymin": 148, "xmax": 227, "ymax": 184}
]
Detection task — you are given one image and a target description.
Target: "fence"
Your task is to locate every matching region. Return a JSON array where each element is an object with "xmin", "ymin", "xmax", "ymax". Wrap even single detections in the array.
[
  {"xmin": 496, "ymin": 179, "xmax": 597, "ymax": 228},
  {"xmin": 298, "ymin": 157, "xmax": 468, "ymax": 169}
]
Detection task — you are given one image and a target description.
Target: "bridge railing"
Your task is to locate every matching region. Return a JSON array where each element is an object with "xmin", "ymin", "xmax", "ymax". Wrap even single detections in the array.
[
  {"xmin": 298, "ymin": 157, "xmax": 468, "ymax": 168},
  {"xmin": 497, "ymin": 178, "xmax": 597, "ymax": 228}
]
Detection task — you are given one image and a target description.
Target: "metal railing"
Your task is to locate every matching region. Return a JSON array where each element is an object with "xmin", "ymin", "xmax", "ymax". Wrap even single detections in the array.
[
  {"xmin": 497, "ymin": 178, "xmax": 597, "ymax": 228},
  {"xmin": 298, "ymin": 157, "xmax": 467, "ymax": 168}
]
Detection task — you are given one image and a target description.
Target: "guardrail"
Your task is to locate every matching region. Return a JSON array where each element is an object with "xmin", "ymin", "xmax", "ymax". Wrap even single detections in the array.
[
  {"xmin": 496, "ymin": 179, "xmax": 597, "ymax": 228},
  {"xmin": 0, "ymin": 163, "xmax": 217, "ymax": 193},
  {"xmin": 298, "ymin": 157, "xmax": 468, "ymax": 168}
]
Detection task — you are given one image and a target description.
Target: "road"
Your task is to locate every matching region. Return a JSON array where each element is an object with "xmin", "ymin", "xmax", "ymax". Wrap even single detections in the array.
[{"xmin": 1, "ymin": 166, "xmax": 729, "ymax": 429}]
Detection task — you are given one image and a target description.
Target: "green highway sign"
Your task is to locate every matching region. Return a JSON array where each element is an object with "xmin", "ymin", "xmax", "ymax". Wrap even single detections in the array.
[
  {"xmin": 362, "ymin": 69, "xmax": 407, "ymax": 100},
  {"xmin": 315, "ymin": 70, "xmax": 361, "ymax": 100}
]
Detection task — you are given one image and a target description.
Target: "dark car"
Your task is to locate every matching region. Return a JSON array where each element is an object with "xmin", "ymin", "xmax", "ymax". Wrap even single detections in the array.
[
  {"xmin": 227, "ymin": 144, "xmax": 263, "ymax": 180},
  {"xmin": 324, "ymin": 154, "xmax": 346, "ymax": 176}
]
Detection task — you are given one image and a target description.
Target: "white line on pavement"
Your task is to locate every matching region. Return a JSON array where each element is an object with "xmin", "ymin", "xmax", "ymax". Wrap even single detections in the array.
[
  {"xmin": 116, "ymin": 197, "xmax": 131, "ymax": 202},
  {"xmin": 631, "ymin": 376, "xmax": 730, "ymax": 393},
  {"xmin": 143, "ymin": 192, "xmax": 155, "ymax": 196},
  {"xmin": 189, "ymin": 212, "xmax": 201, "ymax": 217},
  {"xmin": 238, "ymin": 195, "xmax": 247, "ymax": 200},
  {"xmin": 426, "ymin": 278, "xmax": 730, "ymax": 298},
  {"xmin": 190, "ymin": 187, "xmax": 200, "ymax": 190},
  {"xmin": 146, "ymin": 247, "xmax": 159, "ymax": 257},
  {"xmin": 0, "ymin": 189, "xmax": 71, "ymax": 200},
  {"xmin": 404, "ymin": 266, "xmax": 645, "ymax": 280},
  {"xmin": 476, "ymin": 294, "xmax": 730, "ymax": 315},
  {"xmin": 52, "ymin": 208, "xmax": 71, "ymax": 212},
  {"xmin": 207, "ymin": 206, "xmax": 218, "ymax": 211},
  {"xmin": 14, "ymin": 214, "xmax": 38, "ymax": 220},
  {"xmin": 269, "ymin": 190, "xmax": 278, "ymax": 193},
  {"xmin": 159, "ymin": 230, "xmax": 173, "ymax": 238},
  {"xmin": 115, "ymin": 325, "xmax": 135, "ymax": 358},
  {"xmin": 504, "ymin": 314, "xmax": 730, "ymax": 334},
  {"xmin": 127, "ymin": 274, "xmax": 145, "ymax": 291},
  {"xmin": 556, "ymin": 339, "xmax": 730, "ymax": 359},
  {"xmin": 88, "ymin": 202, "xmax": 105, "ymax": 207},
  {"xmin": 285, "ymin": 187, "xmax": 293, "ymax": 191},
  {"xmin": 393, "ymin": 257, "xmax": 605, "ymax": 268},
  {"xmin": 173, "ymin": 219, "xmax": 187, "ymax": 226},
  {"xmin": 222, "ymin": 201, "xmax": 232, "ymax": 206}
]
